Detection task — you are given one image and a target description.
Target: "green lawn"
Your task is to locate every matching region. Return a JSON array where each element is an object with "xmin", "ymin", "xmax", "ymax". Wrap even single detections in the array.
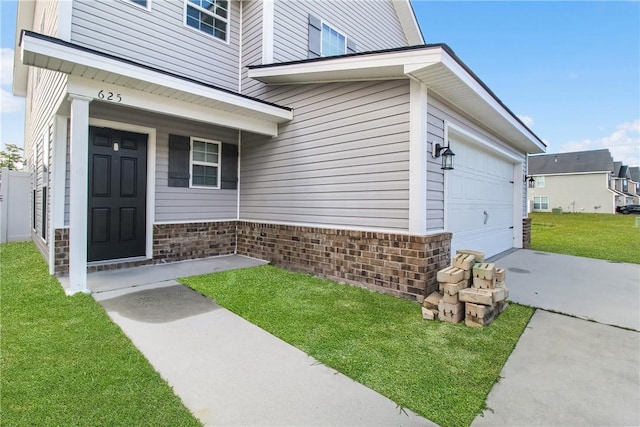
[
  {"xmin": 182, "ymin": 265, "xmax": 534, "ymax": 427},
  {"xmin": 0, "ymin": 242, "xmax": 201, "ymax": 427},
  {"xmin": 530, "ymin": 212, "xmax": 640, "ymax": 264}
]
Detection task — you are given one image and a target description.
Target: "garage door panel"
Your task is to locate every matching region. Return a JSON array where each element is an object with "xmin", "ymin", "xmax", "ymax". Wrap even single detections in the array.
[{"xmin": 447, "ymin": 137, "xmax": 515, "ymax": 260}]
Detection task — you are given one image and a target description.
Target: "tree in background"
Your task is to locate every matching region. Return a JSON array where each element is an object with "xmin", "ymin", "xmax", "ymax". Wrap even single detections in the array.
[{"xmin": 0, "ymin": 144, "xmax": 24, "ymax": 170}]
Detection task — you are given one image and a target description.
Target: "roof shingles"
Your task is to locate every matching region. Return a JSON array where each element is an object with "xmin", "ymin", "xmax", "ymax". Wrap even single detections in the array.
[{"xmin": 528, "ymin": 149, "xmax": 614, "ymax": 175}]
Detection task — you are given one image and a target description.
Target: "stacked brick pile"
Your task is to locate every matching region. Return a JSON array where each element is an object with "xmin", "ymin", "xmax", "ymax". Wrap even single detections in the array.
[{"xmin": 421, "ymin": 249, "xmax": 509, "ymax": 327}]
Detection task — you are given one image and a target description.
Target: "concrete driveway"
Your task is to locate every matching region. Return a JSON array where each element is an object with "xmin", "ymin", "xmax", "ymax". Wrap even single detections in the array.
[
  {"xmin": 495, "ymin": 249, "xmax": 639, "ymax": 330},
  {"xmin": 474, "ymin": 250, "xmax": 640, "ymax": 426}
]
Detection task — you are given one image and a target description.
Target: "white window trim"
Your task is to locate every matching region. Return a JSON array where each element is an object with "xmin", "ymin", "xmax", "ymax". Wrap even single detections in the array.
[
  {"xmin": 533, "ymin": 196, "xmax": 549, "ymax": 211},
  {"xmin": 535, "ymin": 176, "xmax": 545, "ymax": 188},
  {"xmin": 183, "ymin": 0, "xmax": 231, "ymax": 44},
  {"xmin": 320, "ymin": 20, "xmax": 347, "ymax": 57},
  {"xmin": 117, "ymin": 0, "xmax": 152, "ymax": 11},
  {"xmin": 190, "ymin": 137, "xmax": 221, "ymax": 189}
]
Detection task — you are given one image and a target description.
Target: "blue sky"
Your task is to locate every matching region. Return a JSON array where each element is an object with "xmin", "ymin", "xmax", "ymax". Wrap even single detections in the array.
[{"xmin": 1, "ymin": 0, "xmax": 639, "ymax": 166}]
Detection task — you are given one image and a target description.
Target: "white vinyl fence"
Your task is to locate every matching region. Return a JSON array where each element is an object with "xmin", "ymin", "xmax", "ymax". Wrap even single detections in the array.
[{"xmin": 0, "ymin": 168, "xmax": 31, "ymax": 243}]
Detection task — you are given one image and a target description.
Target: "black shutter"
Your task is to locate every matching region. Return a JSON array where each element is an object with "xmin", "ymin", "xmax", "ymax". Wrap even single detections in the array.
[
  {"xmin": 221, "ymin": 143, "xmax": 238, "ymax": 190},
  {"xmin": 168, "ymin": 134, "xmax": 190, "ymax": 187},
  {"xmin": 347, "ymin": 38, "xmax": 356, "ymax": 54},
  {"xmin": 308, "ymin": 14, "xmax": 322, "ymax": 58},
  {"xmin": 42, "ymin": 186, "xmax": 47, "ymax": 240}
]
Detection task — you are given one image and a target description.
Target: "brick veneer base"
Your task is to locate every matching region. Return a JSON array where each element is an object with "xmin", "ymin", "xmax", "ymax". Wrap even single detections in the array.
[
  {"xmin": 236, "ymin": 221, "xmax": 452, "ymax": 301},
  {"xmin": 522, "ymin": 217, "xmax": 532, "ymax": 249},
  {"xmin": 153, "ymin": 221, "xmax": 236, "ymax": 261},
  {"xmin": 54, "ymin": 228, "xmax": 70, "ymax": 275},
  {"xmin": 53, "ymin": 221, "xmax": 236, "ymax": 275},
  {"xmin": 53, "ymin": 220, "xmax": 453, "ymax": 302}
]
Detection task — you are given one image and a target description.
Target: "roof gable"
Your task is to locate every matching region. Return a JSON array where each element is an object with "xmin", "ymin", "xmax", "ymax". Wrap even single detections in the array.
[{"xmin": 528, "ymin": 149, "xmax": 614, "ymax": 175}]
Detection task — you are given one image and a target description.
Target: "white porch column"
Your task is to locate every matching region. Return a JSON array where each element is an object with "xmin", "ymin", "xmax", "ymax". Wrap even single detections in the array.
[
  {"xmin": 67, "ymin": 94, "xmax": 92, "ymax": 295},
  {"xmin": 408, "ymin": 79, "xmax": 428, "ymax": 234}
]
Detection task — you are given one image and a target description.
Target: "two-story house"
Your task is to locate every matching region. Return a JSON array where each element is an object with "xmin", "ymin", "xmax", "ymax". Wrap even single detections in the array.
[
  {"xmin": 13, "ymin": 0, "xmax": 545, "ymax": 298},
  {"xmin": 612, "ymin": 162, "xmax": 638, "ymax": 206},
  {"xmin": 630, "ymin": 167, "xmax": 640, "ymax": 204},
  {"xmin": 526, "ymin": 149, "xmax": 633, "ymax": 214}
]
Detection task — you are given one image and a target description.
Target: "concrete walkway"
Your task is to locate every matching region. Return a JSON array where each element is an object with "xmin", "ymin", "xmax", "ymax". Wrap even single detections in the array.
[
  {"xmin": 89, "ymin": 256, "xmax": 434, "ymax": 427},
  {"xmin": 473, "ymin": 250, "xmax": 640, "ymax": 426}
]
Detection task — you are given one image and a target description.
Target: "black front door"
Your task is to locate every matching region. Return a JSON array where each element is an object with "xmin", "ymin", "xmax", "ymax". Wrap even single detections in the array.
[{"xmin": 88, "ymin": 127, "xmax": 147, "ymax": 262}]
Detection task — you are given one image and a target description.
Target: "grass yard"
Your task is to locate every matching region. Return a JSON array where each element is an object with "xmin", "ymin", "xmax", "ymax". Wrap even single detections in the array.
[
  {"xmin": 0, "ymin": 242, "xmax": 201, "ymax": 427},
  {"xmin": 182, "ymin": 265, "xmax": 534, "ymax": 427},
  {"xmin": 530, "ymin": 212, "xmax": 640, "ymax": 264}
]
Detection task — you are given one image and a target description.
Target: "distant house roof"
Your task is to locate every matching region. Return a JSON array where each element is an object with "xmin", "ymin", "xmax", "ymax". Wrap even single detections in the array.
[
  {"xmin": 614, "ymin": 161, "xmax": 622, "ymax": 177},
  {"xmin": 528, "ymin": 149, "xmax": 614, "ymax": 175},
  {"xmin": 630, "ymin": 167, "xmax": 640, "ymax": 182},
  {"xmin": 618, "ymin": 164, "xmax": 630, "ymax": 179}
]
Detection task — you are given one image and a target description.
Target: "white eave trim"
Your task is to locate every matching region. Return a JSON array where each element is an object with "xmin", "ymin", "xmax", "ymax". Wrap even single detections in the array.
[
  {"xmin": 248, "ymin": 48, "xmax": 437, "ymax": 84},
  {"xmin": 20, "ymin": 32, "xmax": 292, "ymax": 133},
  {"xmin": 391, "ymin": 0, "xmax": 425, "ymax": 45},
  {"xmin": 249, "ymin": 46, "xmax": 545, "ymax": 153}
]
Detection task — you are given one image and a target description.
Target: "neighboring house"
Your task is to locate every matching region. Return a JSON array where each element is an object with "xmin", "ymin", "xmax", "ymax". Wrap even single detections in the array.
[
  {"xmin": 612, "ymin": 162, "xmax": 637, "ymax": 206},
  {"xmin": 527, "ymin": 149, "xmax": 623, "ymax": 213},
  {"xmin": 13, "ymin": 0, "xmax": 545, "ymax": 298},
  {"xmin": 630, "ymin": 167, "xmax": 640, "ymax": 204}
]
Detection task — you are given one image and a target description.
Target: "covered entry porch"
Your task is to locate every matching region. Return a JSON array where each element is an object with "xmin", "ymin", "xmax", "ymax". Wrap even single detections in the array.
[{"xmin": 19, "ymin": 30, "xmax": 292, "ymax": 294}]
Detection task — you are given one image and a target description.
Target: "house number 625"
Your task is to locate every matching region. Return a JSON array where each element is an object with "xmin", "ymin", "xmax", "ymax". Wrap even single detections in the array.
[{"xmin": 97, "ymin": 90, "xmax": 122, "ymax": 102}]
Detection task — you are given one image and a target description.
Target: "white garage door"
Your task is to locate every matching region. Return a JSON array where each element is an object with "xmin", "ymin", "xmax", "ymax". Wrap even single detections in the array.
[{"xmin": 447, "ymin": 137, "xmax": 515, "ymax": 260}]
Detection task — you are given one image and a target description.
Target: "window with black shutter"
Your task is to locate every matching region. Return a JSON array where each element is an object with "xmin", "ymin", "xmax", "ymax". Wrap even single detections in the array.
[{"xmin": 168, "ymin": 134, "xmax": 238, "ymax": 190}]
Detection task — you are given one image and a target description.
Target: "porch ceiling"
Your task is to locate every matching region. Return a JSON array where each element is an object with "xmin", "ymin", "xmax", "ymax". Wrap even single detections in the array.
[{"xmin": 20, "ymin": 31, "xmax": 292, "ymax": 135}]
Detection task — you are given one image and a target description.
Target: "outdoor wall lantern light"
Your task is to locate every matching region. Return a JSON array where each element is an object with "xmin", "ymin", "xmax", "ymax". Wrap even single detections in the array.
[
  {"xmin": 432, "ymin": 142, "xmax": 455, "ymax": 170},
  {"xmin": 524, "ymin": 175, "xmax": 535, "ymax": 187}
]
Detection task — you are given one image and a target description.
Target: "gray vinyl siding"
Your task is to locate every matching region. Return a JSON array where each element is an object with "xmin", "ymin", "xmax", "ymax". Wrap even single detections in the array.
[
  {"xmin": 64, "ymin": 103, "xmax": 239, "ymax": 224},
  {"xmin": 272, "ymin": 0, "xmax": 409, "ymax": 63},
  {"xmin": 426, "ymin": 112, "xmax": 445, "ymax": 231},
  {"xmin": 240, "ymin": 0, "xmax": 263, "ymax": 96},
  {"xmin": 70, "ymin": 0, "xmax": 241, "ymax": 92},
  {"xmin": 26, "ymin": 0, "xmax": 66, "ymax": 258},
  {"xmin": 240, "ymin": 80, "xmax": 411, "ymax": 231}
]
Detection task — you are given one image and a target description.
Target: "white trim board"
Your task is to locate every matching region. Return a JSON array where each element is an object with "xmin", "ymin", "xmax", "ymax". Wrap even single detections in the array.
[
  {"xmin": 67, "ymin": 76, "xmax": 281, "ymax": 137},
  {"xmin": 261, "ymin": 0, "xmax": 274, "ymax": 64}
]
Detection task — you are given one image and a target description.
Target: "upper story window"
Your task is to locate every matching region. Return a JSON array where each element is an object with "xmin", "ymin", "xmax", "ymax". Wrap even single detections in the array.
[
  {"xmin": 190, "ymin": 138, "xmax": 220, "ymax": 188},
  {"xmin": 308, "ymin": 15, "xmax": 356, "ymax": 59},
  {"xmin": 622, "ymin": 179, "xmax": 628, "ymax": 192},
  {"xmin": 321, "ymin": 23, "xmax": 346, "ymax": 57},
  {"xmin": 128, "ymin": 0, "xmax": 149, "ymax": 7},
  {"xmin": 535, "ymin": 176, "xmax": 545, "ymax": 188},
  {"xmin": 185, "ymin": 0, "xmax": 229, "ymax": 42}
]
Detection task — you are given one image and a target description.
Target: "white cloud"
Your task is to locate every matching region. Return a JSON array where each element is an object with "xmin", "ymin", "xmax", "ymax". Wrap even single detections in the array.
[
  {"xmin": 1, "ymin": 87, "xmax": 23, "ymax": 113},
  {"xmin": 560, "ymin": 119, "xmax": 640, "ymax": 166},
  {"xmin": 517, "ymin": 114, "xmax": 534, "ymax": 128},
  {"xmin": 1, "ymin": 48, "xmax": 14, "ymax": 86}
]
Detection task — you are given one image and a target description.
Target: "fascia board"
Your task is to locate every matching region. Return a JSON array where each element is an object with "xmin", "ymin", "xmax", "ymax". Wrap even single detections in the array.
[
  {"xmin": 248, "ymin": 49, "xmax": 441, "ymax": 83},
  {"xmin": 67, "ymin": 76, "xmax": 280, "ymax": 136},
  {"xmin": 22, "ymin": 33, "xmax": 292, "ymax": 121},
  {"xmin": 391, "ymin": 0, "xmax": 425, "ymax": 45}
]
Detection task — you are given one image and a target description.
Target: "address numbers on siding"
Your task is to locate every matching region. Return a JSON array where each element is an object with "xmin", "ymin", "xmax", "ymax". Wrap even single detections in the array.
[{"xmin": 97, "ymin": 90, "xmax": 122, "ymax": 103}]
